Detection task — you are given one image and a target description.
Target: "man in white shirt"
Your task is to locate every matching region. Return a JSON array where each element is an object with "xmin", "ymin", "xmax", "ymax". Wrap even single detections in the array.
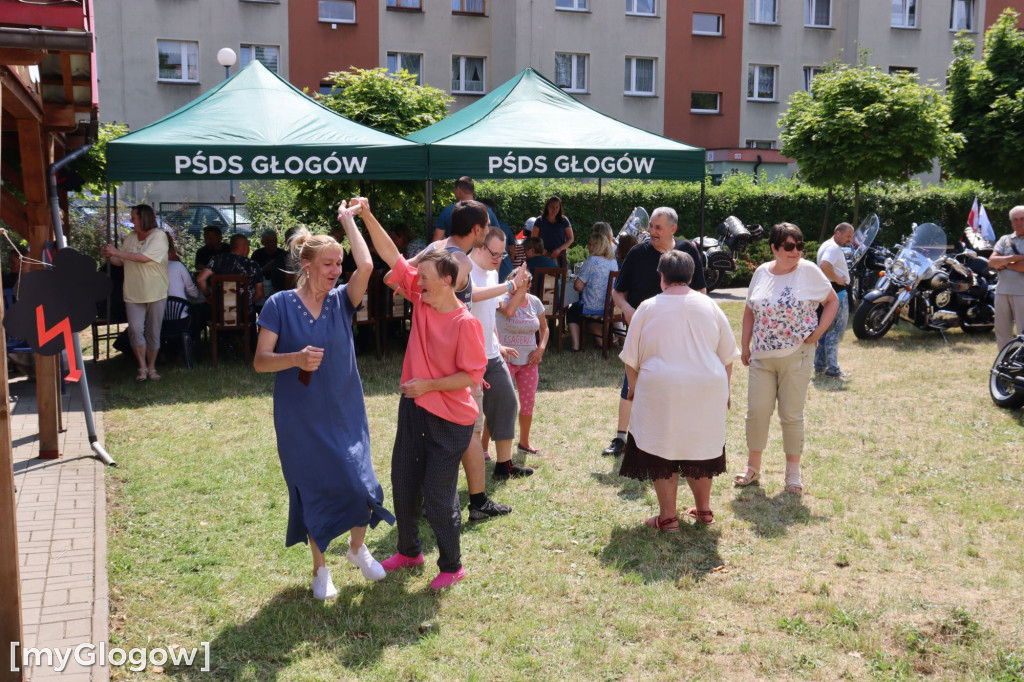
[
  {"xmin": 815, "ymin": 222, "xmax": 854, "ymax": 378},
  {"xmin": 989, "ymin": 205, "xmax": 1024, "ymax": 350}
]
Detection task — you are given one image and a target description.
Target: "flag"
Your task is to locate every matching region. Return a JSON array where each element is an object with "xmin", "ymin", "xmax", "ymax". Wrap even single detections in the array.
[
  {"xmin": 967, "ymin": 196, "xmax": 979, "ymax": 232},
  {"xmin": 979, "ymin": 204, "xmax": 996, "ymax": 242}
]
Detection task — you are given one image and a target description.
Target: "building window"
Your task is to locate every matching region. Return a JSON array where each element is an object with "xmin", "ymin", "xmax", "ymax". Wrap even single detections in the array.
[
  {"xmin": 950, "ymin": 0, "xmax": 973, "ymax": 30},
  {"xmin": 556, "ymin": 0, "xmax": 588, "ymax": 10},
  {"xmin": 891, "ymin": 0, "xmax": 916, "ymax": 27},
  {"xmin": 805, "ymin": 0, "xmax": 831, "ymax": 26},
  {"xmin": 690, "ymin": 92, "xmax": 720, "ymax": 114},
  {"xmin": 626, "ymin": 0, "xmax": 656, "ymax": 16},
  {"xmin": 387, "ymin": 52, "xmax": 423, "ymax": 85},
  {"xmin": 889, "ymin": 65, "xmax": 918, "ymax": 74},
  {"xmin": 387, "ymin": 0, "xmax": 422, "ymax": 8},
  {"xmin": 452, "ymin": 55, "xmax": 485, "ymax": 93},
  {"xmin": 746, "ymin": 140, "xmax": 775, "ymax": 149},
  {"xmin": 319, "ymin": 81, "xmax": 334, "ymax": 95},
  {"xmin": 157, "ymin": 40, "xmax": 199, "ymax": 83},
  {"xmin": 452, "ymin": 0, "xmax": 485, "ymax": 14},
  {"xmin": 319, "ymin": 0, "xmax": 355, "ymax": 23},
  {"xmin": 747, "ymin": 64, "xmax": 776, "ymax": 101},
  {"xmin": 555, "ymin": 53, "xmax": 588, "ymax": 93},
  {"xmin": 240, "ymin": 44, "xmax": 279, "ymax": 73},
  {"xmin": 692, "ymin": 13, "xmax": 723, "ymax": 35},
  {"xmin": 624, "ymin": 57, "xmax": 656, "ymax": 96},
  {"xmin": 803, "ymin": 66, "xmax": 823, "ymax": 93},
  {"xmin": 749, "ymin": 0, "xmax": 777, "ymax": 23}
]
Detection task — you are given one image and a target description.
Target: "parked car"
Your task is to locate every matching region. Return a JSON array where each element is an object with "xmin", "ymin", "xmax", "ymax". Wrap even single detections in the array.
[{"xmin": 161, "ymin": 204, "xmax": 252, "ymax": 238}]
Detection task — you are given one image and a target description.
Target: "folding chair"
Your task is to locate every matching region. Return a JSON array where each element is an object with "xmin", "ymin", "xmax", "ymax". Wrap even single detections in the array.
[
  {"xmin": 531, "ymin": 267, "xmax": 567, "ymax": 351},
  {"xmin": 208, "ymin": 274, "xmax": 251, "ymax": 366}
]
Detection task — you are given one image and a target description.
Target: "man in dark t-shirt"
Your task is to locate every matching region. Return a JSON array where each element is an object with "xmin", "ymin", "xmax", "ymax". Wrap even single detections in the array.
[
  {"xmin": 194, "ymin": 225, "xmax": 229, "ymax": 273},
  {"xmin": 250, "ymin": 229, "xmax": 288, "ymax": 296},
  {"xmin": 602, "ymin": 206, "xmax": 707, "ymax": 457}
]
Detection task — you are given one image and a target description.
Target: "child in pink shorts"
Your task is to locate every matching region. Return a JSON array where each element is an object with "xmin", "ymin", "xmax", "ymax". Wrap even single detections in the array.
[{"xmin": 496, "ymin": 290, "xmax": 549, "ymax": 454}]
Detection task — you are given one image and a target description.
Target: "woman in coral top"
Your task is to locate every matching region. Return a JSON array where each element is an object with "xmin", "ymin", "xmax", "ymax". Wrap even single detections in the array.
[{"xmin": 353, "ymin": 197, "xmax": 487, "ymax": 591}]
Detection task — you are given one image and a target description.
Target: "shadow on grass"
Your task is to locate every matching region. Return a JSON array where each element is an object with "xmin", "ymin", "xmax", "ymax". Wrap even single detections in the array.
[
  {"xmin": 169, "ymin": 579, "xmax": 441, "ymax": 680},
  {"xmin": 811, "ymin": 374, "xmax": 852, "ymax": 392},
  {"xmin": 728, "ymin": 486, "xmax": 826, "ymax": 538},
  {"xmin": 599, "ymin": 523, "xmax": 723, "ymax": 584},
  {"xmin": 851, "ymin": 326, "xmax": 992, "ymax": 353}
]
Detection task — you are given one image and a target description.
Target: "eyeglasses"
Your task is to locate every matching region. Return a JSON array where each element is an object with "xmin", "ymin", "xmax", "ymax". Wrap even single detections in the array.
[
  {"xmin": 483, "ymin": 244, "xmax": 504, "ymax": 260},
  {"xmin": 778, "ymin": 240, "xmax": 804, "ymax": 252}
]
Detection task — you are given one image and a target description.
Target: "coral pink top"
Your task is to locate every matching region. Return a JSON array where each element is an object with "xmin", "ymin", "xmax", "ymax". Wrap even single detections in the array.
[{"xmin": 389, "ymin": 257, "xmax": 487, "ymax": 425}]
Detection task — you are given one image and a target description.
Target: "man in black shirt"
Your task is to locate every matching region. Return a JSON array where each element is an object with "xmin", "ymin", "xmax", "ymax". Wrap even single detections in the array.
[
  {"xmin": 193, "ymin": 225, "xmax": 229, "ymax": 273},
  {"xmin": 196, "ymin": 233, "xmax": 264, "ymax": 315},
  {"xmin": 602, "ymin": 206, "xmax": 707, "ymax": 457},
  {"xmin": 250, "ymin": 229, "xmax": 288, "ymax": 296}
]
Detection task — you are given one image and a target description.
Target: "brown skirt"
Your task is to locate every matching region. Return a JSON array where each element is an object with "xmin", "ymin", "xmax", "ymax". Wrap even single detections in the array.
[{"xmin": 618, "ymin": 433, "xmax": 726, "ymax": 482}]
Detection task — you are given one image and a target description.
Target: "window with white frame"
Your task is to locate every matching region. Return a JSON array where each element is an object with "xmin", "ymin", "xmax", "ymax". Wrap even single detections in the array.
[
  {"xmin": 749, "ymin": 0, "xmax": 777, "ymax": 23},
  {"xmin": 747, "ymin": 64, "xmax": 776, "ymax": 100},
  {"xmin": 693, "ymin": 13, "xmax": 723, "ymax": 35},
  {"xmin": 556, "ymin": 0, "xmax": 587, "ymax": 10},
  {"xmin": 950, "ymin": 0, "xmax": 973, "ymax": 30},
  {"xmin": 805, "ymin": 0, "xmax": 831, "ymax": 26},
  {"xmin": 387, "ymin": 52, "xmax": 423, "ymax": 84},
  {"xmin": 319, "ymin": 0, "xmax": 355, "ymax": 22},
  {"xmin": 746, "ymin": 140, "xmax": 775, "ymax": 149},
  {"xmin": 386, "ymin": 0, "xmax": 422, "ymax": 8},
  {"xmin": 626, "ymin": 0, "xmax": 656, "ymax": 16},
  {"xmin": 240, "ymin": 44, "xmax": 279, "ymax": 73},
  {"xmin": 452, "ymin": 55, "xmax": 485, "ymax": 93},
  {"xmin": 157, "ymin": 40, "xmax": 199, "ymax": 82},
  {"xmin": 452, "ymin": 0, "xmax": 485, "ymax": 14},
  {"xmin": 690, "ymin": 92, "xmax": 720, "ymax": 114},
  {"xmin": 803, "ymin": 66, "xmax": 823, "ymax": 93},
  {"xmin": 555, "ymin": 53, "xmax": 588, "ymax": 92},
  {"xmin": 624, "ymin": 57, "xmax": 656, "ymax": 95},
  {"xmin": 891, "ymin": 0, "xmax": 916, "ymax": 27},
  {"xmin": 889, "ymin": 65, "xmax": 918, "ymax": 74}
]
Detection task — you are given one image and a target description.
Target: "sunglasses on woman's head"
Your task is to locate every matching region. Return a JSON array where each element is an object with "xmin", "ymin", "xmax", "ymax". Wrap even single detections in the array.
[{"xmin": 778, "ymin": 240, "xmax": 804, "ymax": 252}]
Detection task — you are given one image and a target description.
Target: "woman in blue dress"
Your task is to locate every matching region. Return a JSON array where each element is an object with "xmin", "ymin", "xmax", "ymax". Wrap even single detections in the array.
[{"xmin": 254, "ymin": 201, "xmax": 394, "ymax": 600}]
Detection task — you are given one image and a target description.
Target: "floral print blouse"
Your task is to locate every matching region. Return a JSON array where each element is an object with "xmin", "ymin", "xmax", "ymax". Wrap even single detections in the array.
[{"xmin": 745, "ymin": 259, "xmax": 832, "ymax": 360}]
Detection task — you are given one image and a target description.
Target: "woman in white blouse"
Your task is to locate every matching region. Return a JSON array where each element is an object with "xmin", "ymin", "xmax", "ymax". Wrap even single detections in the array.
[
  {"xmin": 737, "ymin": 223, "xmax": 838, "ymax": 493},
  {"xmin": 618, "ymin": 250, "xmax": 739, "ymax": 531}
]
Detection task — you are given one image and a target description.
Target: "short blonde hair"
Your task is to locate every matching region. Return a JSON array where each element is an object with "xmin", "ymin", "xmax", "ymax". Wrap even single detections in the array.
[
  {"xmin": 288, "ymin": 227, "xmax": 342, "ymax": 289},
  {"xmin": 588, "ymin": 232, "xmax": 615, "ymax": 260}
]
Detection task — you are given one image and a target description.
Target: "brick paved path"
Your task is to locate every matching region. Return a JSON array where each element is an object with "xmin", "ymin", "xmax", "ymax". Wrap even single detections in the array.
[{"xmin": 11, "ymin": 372, "xmax": 108, "ymax": 681}]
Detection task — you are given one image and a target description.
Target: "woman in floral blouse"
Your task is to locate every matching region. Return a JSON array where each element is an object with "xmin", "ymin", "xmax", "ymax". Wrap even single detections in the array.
[{"xmin": 736, "ymin": 223, "xmax": 837, "ymax": 493}]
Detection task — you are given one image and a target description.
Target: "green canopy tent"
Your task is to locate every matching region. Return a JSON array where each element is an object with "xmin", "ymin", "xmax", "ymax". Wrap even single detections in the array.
[
  {"xmin": 106, "ymin": 61, "xmax": 426, "ymax": 182},
  {"xmin": 407, "ymin": 67, "xmax": 706, "ymax": 230}
]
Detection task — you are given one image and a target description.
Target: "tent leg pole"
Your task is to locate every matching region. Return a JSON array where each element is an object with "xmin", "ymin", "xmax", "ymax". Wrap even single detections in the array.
[
  {"xmin": 425, "ymin": 180, "xmax": 433, "ymax": 241},
  {"xmin": 597, "ymin": 178, "xmax": 602, "ymax": 222},
  {"xmin": 699, "ymin": 178, "xmax": 706, "ymax": 246}
]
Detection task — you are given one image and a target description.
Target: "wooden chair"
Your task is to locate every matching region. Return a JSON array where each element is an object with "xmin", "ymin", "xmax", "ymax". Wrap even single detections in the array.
[
  {"xmin": 381, "ymin": 280, "xmax": 411, "ymax": 355},
  {"xmin": 160, "ymin": 296, "xmax": 195, "ymax": 369},
  {"xmin": 208, "ymin": 274, "xmax": 251, "ymax": 366},
  {"xmin": 601, "ymin": 270, "xmax": 628, "ymax": 359},
  {"xmin": 350, "ymin": 270, "xmax": 382, "ymax": 359},
  {"xmin": 532, "ymin": 267, "xmax": 567, "ymax": 351}
]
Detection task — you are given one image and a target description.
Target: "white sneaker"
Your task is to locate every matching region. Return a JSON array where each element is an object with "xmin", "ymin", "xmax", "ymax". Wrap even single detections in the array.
[
  {"xmin": 311, "ymin": 566, "xmax": 337, "ymax": 600},
  {"xmin": 346, "ymin": 542, "xmax": 386, "ymax": 582}
]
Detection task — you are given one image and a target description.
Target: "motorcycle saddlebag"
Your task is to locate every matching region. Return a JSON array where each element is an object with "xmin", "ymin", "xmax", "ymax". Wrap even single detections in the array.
[{"xmin": 705, "ymin": 248, "xmax": 735, "ymax": 272}]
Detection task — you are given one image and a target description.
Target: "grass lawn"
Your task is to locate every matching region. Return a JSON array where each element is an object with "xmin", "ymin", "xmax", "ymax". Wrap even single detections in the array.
[{"xmin": 101, "ymin": 302, "xmax": 1024, "ymax": 681}]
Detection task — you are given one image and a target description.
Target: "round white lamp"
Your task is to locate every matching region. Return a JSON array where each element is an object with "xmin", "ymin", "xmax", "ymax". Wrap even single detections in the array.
[{"xmin": 217, "ymin": 48, "xmax": 237, "ymax": 79}]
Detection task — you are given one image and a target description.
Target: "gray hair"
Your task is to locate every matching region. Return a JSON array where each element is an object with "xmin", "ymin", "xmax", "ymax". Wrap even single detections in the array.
[
  {"xmin": 835, "ymin": 222, "xmax": 854, "ymax": 235},
  {"xmin": 651, "ymin": 206, "xmax": 678, "ymax": 226},
  {"xmin": 1009, "ymin": 206, "xmax": 1024, "ymax": 220},
  {"xmin": 657, "ymin": 250, "xmax": 694, "ymax": 286}
]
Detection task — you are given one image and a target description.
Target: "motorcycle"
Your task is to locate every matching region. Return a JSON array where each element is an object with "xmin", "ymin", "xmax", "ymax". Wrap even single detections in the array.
[
  {"xmin": 693, "ymin": 216, "xmax": 764, "ymax": 293},
  {"xmin": 843, "ymin": 214, "xmax": 892, "ymax": 304},
  {"xmin": 852, "ymin": 222, "xmax": 996, "ymax": 340},
  {"xmin": 990, "ymin": 334, "xmax": 1024, "ymax": 409}
]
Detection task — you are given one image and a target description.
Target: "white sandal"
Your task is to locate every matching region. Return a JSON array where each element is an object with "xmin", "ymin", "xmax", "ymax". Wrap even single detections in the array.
[{"xmin": 734, "ymin": 466, "xmax": 760, "ymax": 487}]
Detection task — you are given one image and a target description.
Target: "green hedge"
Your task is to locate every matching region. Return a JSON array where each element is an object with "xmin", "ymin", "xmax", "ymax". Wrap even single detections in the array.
[{"xmin": 473, "ymin": 175, "xmax": 1020, "ymax": 286}]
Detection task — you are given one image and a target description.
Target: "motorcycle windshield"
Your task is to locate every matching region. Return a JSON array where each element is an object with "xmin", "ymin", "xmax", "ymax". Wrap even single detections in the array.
[
  {"xmin": 894, "ymin": 222, "xmax": 947, "ymax": 278},
  {"xmin": 848, "ymin": 213, "xmax": 879, "ymax": 266}
]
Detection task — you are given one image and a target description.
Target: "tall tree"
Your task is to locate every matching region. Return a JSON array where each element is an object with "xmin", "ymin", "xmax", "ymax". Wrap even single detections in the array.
[
  {"xmin": 779, "ymin": 58, "xmax": 962, "ymax": 226},
  {"xmin": 947, "ymin": 9, "xmax": 1024, "ymax": 190}
]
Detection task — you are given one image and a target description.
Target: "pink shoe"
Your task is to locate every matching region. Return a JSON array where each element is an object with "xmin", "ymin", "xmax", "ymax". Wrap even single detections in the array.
[
  {"xmin": 379, "ymin": 552, "xmax": 425, "ymax": 573},
  {"xmin": 429, "ymin": 567, "xmax": 465, "ymax": 590}
]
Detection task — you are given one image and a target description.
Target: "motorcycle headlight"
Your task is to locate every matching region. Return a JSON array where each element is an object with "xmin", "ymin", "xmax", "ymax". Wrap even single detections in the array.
[{"xmin": 891, "ymin": 261, "xmax": 908, "ymax": 280}]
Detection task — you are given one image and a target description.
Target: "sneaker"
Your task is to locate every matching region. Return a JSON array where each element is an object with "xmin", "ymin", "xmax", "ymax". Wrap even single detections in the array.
[
  {"xmin": 379, "ymin": 552, "xmax": 425, "ymax": 573},
  {"xmin": 346, "ymin": 541, "xmax": 385, "ymax": 582},
  {"xmin": 824, "ymin": 370, "xmax": 851, "ymax": 379},
  {"xmin": 468, "ymin": 499, "xmax": 513, "ymax": 521},
  {"xmin": 492, "ymin": 462, "xmax": 534, "ymax": 480},
  {"xmin": 602, "ymin": 437, "xmax": 625, "ymax": 457},
  {"xmin": 429, "ymin": 566, "xmax": 465, "ymax": 590},
  {"xmin": 311, "ymin": 566, "xmax": 337, "ymax": 600}
]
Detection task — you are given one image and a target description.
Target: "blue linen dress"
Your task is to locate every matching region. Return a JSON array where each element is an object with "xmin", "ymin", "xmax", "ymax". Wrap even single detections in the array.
[{"xmin": 257, "ymin": 285, "xmax": 394, "ymax": 551}]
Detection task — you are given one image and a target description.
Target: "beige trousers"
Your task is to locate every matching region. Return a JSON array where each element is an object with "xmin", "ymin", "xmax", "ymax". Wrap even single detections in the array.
[
  {"xmin": 745, "ymin": 344, "xmax": 814, "ymax": 457},
  {"xmin": 995, "ymin": 293, "xmax": 1024, "ymax": 351}
]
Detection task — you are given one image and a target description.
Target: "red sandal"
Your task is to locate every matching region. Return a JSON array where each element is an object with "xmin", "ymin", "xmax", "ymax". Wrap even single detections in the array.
[
  {"xmin": 685, "ymin": 508, "xmax": 715, "ymax": 525},
  {"xmin": 644, "ymin": 514, "xmax": 679, "ymax": 533}
]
